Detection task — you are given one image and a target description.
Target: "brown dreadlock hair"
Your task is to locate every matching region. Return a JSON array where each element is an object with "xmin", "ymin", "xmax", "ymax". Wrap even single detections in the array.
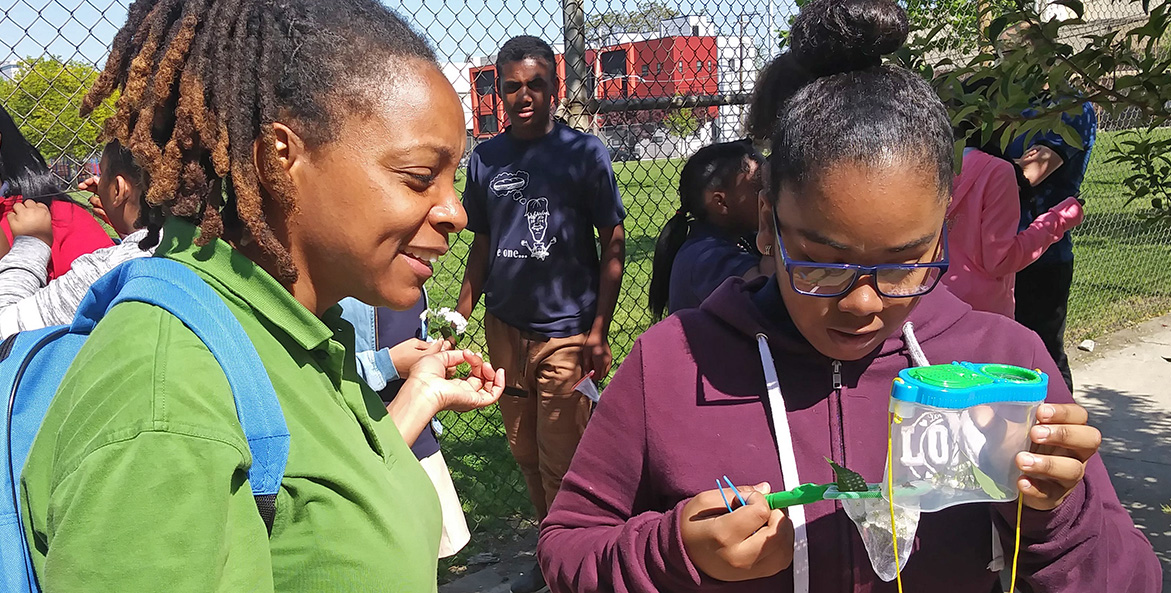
[{"xmin": 81, "ymin": 0, "xmax": 437, "ymax": 282}]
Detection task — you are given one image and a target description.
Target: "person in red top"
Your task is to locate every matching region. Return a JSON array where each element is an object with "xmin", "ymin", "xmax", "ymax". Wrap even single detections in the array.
[
  {"xmin": 0, "ymin": 104, "xmax": 115, "ymax": 278},
  {"xmin": 1, "ymin": 173, "xmax": 116, "ymax": 280}
]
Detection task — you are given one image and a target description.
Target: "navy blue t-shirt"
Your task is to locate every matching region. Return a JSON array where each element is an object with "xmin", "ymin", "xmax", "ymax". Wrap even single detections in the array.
[
  {"xmin": 1007, "ymin": 101, "xmax": 1097, "ymax": 264},
  {"xmin": 463, "ymin": 123, "xmax": 625, "ymax": 337},
  {"xmin": 374, "ymin": 295, "xmax": 441, "ymax": 459},
  {"xmin": 668, "ymin": 222, "xmax": 758, "ymax": 314}
]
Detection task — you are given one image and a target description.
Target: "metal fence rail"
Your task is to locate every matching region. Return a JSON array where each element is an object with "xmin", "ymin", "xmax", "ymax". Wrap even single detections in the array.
[{"xmin": 3, "ymin": 0, "xmax": 1168, "ymax": 575}]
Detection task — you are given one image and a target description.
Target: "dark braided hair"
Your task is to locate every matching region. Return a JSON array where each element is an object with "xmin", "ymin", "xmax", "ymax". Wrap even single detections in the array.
[
  {"xmin": 0, "ymin": 103, "xmax": 50, "ymax": 186},
  {"xmin": 1, "ymin": 102, "xmax": 66, "ymax": 204},
  {"xmin": 3, "ymin": 171, "xmax": 70, "ymax": 204},
  {"xmin": 766, "ymin": 0, "xmax": 953, "ymax": 203},
  {"xmin": 81, "ymin": 0, "xmax": 437, "ymax": 281},
  {"xmin": 648, "ymin": 140, "xmax": 764, "ymax": 320}
]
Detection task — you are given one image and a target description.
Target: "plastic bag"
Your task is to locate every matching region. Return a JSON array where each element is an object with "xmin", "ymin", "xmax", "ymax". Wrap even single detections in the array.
[{"xmin": 842, "ymin": 496, "xmax": 921, "ymax": 582}]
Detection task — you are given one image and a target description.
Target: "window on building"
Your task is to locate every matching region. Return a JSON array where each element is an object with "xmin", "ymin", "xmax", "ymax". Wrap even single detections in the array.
[
  {"xmin": 707, "ymin": 60, "xmax": 713, "ymax": 71},
  {"xmin": 474, "ymin": 70, "xmax": 496, "ymax": 97},
  {"xmin": 728, "ymin": 58, "xmax": 736, "ymax": 71},
  {"xmin": 657, "ymin": 63, "xmax": 662, "ymax": 74},
  {"xmin": 479, "ymin": 113, "xmax": 498, "ymax": 135},
  {"xmin": 677, "ymin": 61, "xmax": 683, "ymax": 72},
  {"xmin": 692, "ymin": 25, "xmax": 699, "ymax": 36},
  {"xmin": 641, "ymin": 64, "xmax": 649, "ymax": 77},
  {"xmin": 601, "ymin": 50, "xmax": 626, "ymax": 76},
  {"xmin": 696, "ymin": 60, "xmax": 703, "ymax": 71}
]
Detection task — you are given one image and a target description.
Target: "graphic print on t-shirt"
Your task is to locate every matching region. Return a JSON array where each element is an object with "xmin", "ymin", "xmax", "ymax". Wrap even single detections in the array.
[
  {"xmin": 489, "ymin": 170, "xmax": 556, "ymax": 261},
  {"xmin": 523, "ymin": 197, "xmax": 556, "ymax": 261},
  {"xmin": 490, "ymin": 170, "xmax": 530, "ymax": 202}
]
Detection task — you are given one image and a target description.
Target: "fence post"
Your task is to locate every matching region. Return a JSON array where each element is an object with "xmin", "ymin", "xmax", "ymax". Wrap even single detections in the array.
[
  {"xmin": 977, "ymin": 0, "xmax": 994, "ymax": 52},
  {"xmin": 562, "ymin": 0, "xmax": 590, "ymax": 132}
]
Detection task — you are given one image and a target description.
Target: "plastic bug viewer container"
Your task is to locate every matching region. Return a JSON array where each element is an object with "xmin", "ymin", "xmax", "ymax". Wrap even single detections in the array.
[{"xmin": 884, "ymin": 362, "xmax": 1048, "ymax": 512}]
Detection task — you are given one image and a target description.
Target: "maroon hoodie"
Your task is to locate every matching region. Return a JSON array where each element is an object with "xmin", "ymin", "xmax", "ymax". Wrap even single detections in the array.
[{"xmin": 538, "ymin": 277, "xmax": 1160, "ymax": 593}]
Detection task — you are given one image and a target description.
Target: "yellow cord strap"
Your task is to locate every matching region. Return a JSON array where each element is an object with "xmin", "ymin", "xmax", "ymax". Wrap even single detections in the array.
[
  {"xmin": 886, "ymin": 410, "xmax": 904, "ymax": 593},
  {"xmin": 1008, "ymin": 495, "xmax": 1023, "ymax": 592}
]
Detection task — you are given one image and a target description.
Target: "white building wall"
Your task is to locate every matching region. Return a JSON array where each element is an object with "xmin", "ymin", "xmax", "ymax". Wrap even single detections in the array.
[
  {"xmin": 0, "ymin": 61, "xmax": 21, "ymax": 81},
  {"xmin": 715, "ymin": 36, "xmax": 757, "ymax": 142},
  {"xmin": 658, "ymin": 15, "xmax": 716, "ymax": 38},
  {"xmin": 440, "ymin": 61, "xmax": 476, "ymax": 134}
]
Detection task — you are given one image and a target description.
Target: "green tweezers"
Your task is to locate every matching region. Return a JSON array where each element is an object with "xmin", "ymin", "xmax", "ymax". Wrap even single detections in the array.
[{"xmin": 765, "ymin": 483, "xmax": 888, "ymax": 509}]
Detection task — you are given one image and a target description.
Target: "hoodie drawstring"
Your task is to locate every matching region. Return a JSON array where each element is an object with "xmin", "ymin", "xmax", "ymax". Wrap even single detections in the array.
[
  {"xmin": 755, "ymin": 333, "xmax": 810, "ymax": 593},
  {"xmin": 901, "ymin": 322, "xmax": 930, "ymax": 368}
]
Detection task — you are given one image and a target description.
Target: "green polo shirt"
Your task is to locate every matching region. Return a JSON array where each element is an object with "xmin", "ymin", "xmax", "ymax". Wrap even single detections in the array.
[{"xmin": 20, "ymin": 218, "xmax": 441, "ymax": 592}]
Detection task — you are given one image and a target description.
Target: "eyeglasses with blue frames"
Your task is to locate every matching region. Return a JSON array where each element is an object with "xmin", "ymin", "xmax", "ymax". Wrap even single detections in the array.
[{"xmin": 773, "ymin": 218, "xmax": 950, "ymax": 299}]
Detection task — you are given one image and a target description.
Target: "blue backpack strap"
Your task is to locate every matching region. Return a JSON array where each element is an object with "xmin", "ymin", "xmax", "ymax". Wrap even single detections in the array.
[{"xmin": 73, "ymin": 258, "xmax": 289, "ymax": 532}]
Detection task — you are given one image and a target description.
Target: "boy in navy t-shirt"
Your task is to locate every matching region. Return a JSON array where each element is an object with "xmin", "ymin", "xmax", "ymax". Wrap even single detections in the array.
[
  {"xmin": 1007, "ymin": 101, "xmax": 1097, "ymax": 391},
  {"xmin": 456, "ymin": 35, "xmax": 625, "ymax": 593}
]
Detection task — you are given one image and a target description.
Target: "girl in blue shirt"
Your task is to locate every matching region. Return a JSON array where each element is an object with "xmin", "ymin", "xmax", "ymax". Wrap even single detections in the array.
[{"xmin": 649, "ymin": 140, "xmax": 767, "ymax": 318}]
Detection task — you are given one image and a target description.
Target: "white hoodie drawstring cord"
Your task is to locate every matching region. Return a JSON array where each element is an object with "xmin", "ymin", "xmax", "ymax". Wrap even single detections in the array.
[
  {"xmin": 755, "ymin": 333, "xmax": 810, "ymax": 593},
  {"xmin": 902, "ymin": 321, "xmax": 930, "ymax": 368}
]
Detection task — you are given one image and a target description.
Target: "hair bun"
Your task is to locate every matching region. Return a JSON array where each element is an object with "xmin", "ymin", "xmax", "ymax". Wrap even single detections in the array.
[{"xmin": 790, "ymin": 0, "xmax": 908, "ymax": 77}]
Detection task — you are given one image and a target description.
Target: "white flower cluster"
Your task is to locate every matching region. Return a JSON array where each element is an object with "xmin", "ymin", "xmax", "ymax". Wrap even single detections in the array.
[
  {"xmin": 441, "ymin": 308, "xmax": 468, "ymax": 334},
  {"xmin": 421, "ymin": 307, "xmax": 468, "ymax": 335}
]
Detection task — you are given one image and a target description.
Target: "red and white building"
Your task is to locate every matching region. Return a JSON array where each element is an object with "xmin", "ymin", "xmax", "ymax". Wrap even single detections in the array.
[{"xmin": 462, "ymin": 16, "xmax": 757, "ymax": 155}]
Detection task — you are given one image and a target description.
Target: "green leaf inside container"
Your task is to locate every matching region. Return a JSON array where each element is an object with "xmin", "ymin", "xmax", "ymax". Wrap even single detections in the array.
[{"xmin": 826, "ymin": 458, "xmax": 868, "ymax": 493}]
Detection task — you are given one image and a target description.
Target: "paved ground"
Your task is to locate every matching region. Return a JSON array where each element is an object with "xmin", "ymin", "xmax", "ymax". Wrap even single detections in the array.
[
  {"xmin": 1067, "ymin": 314, "xmax": 1171, "ymax": 584},
  {"xmin": 442, "ymin": 314, "xmax": 1171, "ymax": 592},
  {"xmin": 439, "ymin": 533, "xmax": 535, "ymax": 593}
]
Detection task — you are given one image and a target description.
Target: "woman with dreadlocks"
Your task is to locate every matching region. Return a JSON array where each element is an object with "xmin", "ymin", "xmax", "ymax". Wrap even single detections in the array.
[
  {"xmin": 0, "ymin": 104, "xmax": 114, "ymax": 276},
  {"xmin": 18, "ymin": 0, "xmax": 504, "ymax": 591}
]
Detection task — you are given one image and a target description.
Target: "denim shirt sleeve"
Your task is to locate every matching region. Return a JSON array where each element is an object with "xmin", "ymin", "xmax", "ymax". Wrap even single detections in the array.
[{"xmin": 338, "ymin": 297, "xmax": 398, "ymax": 391}]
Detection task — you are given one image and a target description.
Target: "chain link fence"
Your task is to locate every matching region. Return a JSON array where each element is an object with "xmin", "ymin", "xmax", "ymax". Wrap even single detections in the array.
[{"xmin": 3, "ymin": 0, "xmax": 1169, "ymax": 577}]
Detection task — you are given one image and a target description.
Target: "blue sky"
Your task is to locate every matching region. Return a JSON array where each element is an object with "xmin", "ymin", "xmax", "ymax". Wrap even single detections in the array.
[{"xmin": 1, "ymin": 0, "xmax": 797, "ymax": 66}]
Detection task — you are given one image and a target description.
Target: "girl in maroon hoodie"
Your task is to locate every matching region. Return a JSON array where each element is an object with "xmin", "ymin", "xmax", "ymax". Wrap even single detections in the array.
[{"xmin": 537, "ymin": 1, "xmax": 1161, "ymax": 592}]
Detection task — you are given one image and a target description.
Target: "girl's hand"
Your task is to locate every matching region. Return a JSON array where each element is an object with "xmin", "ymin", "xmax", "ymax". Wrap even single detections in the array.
[
  {"xmin": 404, "ymin": 349, "xmax": 504, "ymax": 413},
  {"xmin": 388, "ymin": 338, "xmax": 449, "ymax": 379},
  {"xmin": 77, "ymin": 178, "xmax": 114, "ymax": 226},
  {"xmin": 1016, "ymin": 403, "xmax": 1102, "ymax": 511},
  {"xmin": 680, "ymin": 483, "xmax": 794, "ymax": 582},
  {"xmin": 8, "ymin": 201, "xmax": 53, "ymax": 246},
  {"xmin": 77, "ymin": 175, "xmax": 100, "ymax": 195},
  {"xmin": 89, "ymin": 195, "xmax": 113, "ymax": 227}
]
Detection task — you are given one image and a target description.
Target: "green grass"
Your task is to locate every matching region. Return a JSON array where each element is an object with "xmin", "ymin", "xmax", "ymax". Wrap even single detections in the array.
[
  {"xmin": 432, "ymin": 130, "xmax": 1171, "ymax": 578},
  {"xmin": 1068, "ymin": 128, "xmax": 1171, "ymax": 342}
]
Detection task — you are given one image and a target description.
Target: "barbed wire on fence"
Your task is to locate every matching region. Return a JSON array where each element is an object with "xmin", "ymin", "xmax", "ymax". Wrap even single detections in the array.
[{"xmin": 3, "ymin": 0, "xmax": 1169, "ymax": 575}]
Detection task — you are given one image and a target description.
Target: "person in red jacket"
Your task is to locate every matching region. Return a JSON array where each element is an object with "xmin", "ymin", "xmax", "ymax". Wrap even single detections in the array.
[
  {"xmin": 536, "ymin": 1, "xmax": 1160, "ymax": 592},
  {"xmin": 0, "ymin": 173, "xmax": 116, "ymax": 279},
  {"xmin": 0, "ymin": 105, "xmax": 115, "ymax": 278}
]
